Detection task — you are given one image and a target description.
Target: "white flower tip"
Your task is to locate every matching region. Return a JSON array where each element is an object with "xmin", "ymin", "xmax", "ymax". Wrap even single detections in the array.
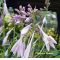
[
  {"xmin": 45, "ymin": 44, "xmax": 50, "ymax": 51},
  {"xmin": 21, "ymin": 24, "xmax": 32, "ymax": 35},
  {"xmin": 6, "ymin": 28, "xmax": 13, "ymax": 35},
  {"xmin": 48, "ymin": 36, "xmax": 57, "ymax": 44},
  {"xmin": 2, "ymin": 36, "xmax": 8, "ymax": 46},
  {"xmin": 25, "ymin": 17, "xmax": 31, "ymax": 22},
  {"xmin": 43, "ymin": 17, "xmax": 47, "ymax": 25}
]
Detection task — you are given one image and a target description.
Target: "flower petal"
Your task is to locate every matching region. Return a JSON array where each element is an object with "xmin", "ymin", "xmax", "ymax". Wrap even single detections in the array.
[
  {"xmin": 50, "ymin": 42, "xmax": 55, "ymax": 49},
  {"xmin": 25, "ymin": 17, "xmax": 31, "ymax": 23},
  {"xmin": 48, "ymin": 36, "xmax": 57, "ymax": 44},
  {"xmin": 45, "ymin": 43, "xmax": 50, "ymax": 51},
  {"xmin": 23, "ymin": 32, "xmax": 35, "ymax": 58},
  {"xmin": 2, "ymin": 36, "xmax": 8, "ymax": 46},
  {"xmin": 21, "ymin": 24, "xmax": 32, "ymax": 35},
  {"xmin": 42, "ymin": 16, "xmax": 47, "ymax": 25},
  {"xmin": 17, "ymin": 41, "xmax": 25, "ymax": 57},
  {"xmin": 11, "ymin": 40, "xmax": 20, "ymax": 53}
]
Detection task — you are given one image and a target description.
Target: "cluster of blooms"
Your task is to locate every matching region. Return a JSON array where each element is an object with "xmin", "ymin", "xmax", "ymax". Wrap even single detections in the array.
[{"xmin": 0, "ymin": 0, "xmax": 57, "ymax": 58}]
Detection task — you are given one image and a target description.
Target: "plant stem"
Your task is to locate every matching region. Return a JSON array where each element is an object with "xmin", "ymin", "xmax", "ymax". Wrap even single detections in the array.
[{"xmin": 35, "ymin": 44, "xmax": 45, "ymax": 57}]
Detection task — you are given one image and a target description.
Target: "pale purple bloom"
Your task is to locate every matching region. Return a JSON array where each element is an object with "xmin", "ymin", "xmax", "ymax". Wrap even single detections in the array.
[
  {"xmin": 11, "ymin": 36, "xmax": 25, "ymax": 57},
  {"xmin": 38, "ymin": 25, "xmax": 57, "ymax": 51},
  {"xmin": 28, "ymin": 8, "xmax": 32, "ymax": 13},
  {"xmin": 11, "ymin": 24, "xmax": 32, "ymax": 57},
  {"xmin": 13, "ymin": 15, "xmax": 21, "ymax": 20},
  {"xmin": 25, "ymin": 17, "xmax": 31, "ymax": 23},
  {"xmin": 21, "ymin": 11, "xmax": 27, "ymax": 15},
  {"xmin": 11, "ymin": 15, "xmax": 26, "ymax": 24},
  {"xmin": 20, "ymin": 15, "xmax": 26, "ymax": 19},
  {"xmin": 20, "ymin": 24, "xmax": 32, "ymax": 36},
  {"xmin": 2, "ymin": 28, "xmax": 13, "ymax": 46},
  {"xmin": 11, "ymin": 31, "xmax": 35, "ymax": 58},
  {"xmin": 23, "ymin": 31, "xmax": 35, "ymax": 58}
]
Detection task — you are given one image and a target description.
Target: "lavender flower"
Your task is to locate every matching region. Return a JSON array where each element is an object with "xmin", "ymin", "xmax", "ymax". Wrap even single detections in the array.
[
  {"xmin": 2, "ymin": 28, "xmax": 13, "ymax": 46},
  {"xmin": 38, "ymin": 25, "xmax": 57, "ymax": 51},
  {"xmin": 12, "ymin": 15, "xmax": 21, "ymax": 24},
  {"xmin": 21, "ymin": 11, "xmax": 27, "ymax": 15},
  {"xmin": 25, "ymin": 17, "xmax": 31, "ymax": 23},
  {"xmin": 11, "ymin": 15, "xmax": 26, "ymax": 24},
  {"xmin": 13, "ymin": 15, "xmax": 21, "ymax": 20},
  {"xmin": 20, "ymin": 23, "xmax": 32, "ymax": 36},
  {"xmin": 11, "ymin": 36, "xmax": 25, "ymax": 57},
  {"xmin": 23, "ymin": 31, "xmax": 35, "ymax": 58},
  {"xmin": 11, "ymin": 24, "xmax": 32, "ymax": 57},
  {"xmin": 28, "ymin": 8, "xmax": 32, "ymax": 13},
  {"xmin": 11, "ymin": 31, "xmax": 35, "ymax": 58}
]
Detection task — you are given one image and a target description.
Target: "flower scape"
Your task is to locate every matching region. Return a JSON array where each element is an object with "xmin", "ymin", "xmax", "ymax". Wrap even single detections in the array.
[{"xmin": 0, "ymin": 0, "xmax": 60, "ymax": 58}]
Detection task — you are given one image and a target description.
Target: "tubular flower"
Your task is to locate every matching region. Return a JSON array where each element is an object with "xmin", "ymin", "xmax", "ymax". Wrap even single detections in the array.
[
  {"xmin": 23, "ymin": 31, "xmax": 35, "ymax": 58},
  {"xmin": 11, "ymin": 31, "xmax": 35, "ymax": 58},
  {"xmin": 11, "ymin": 36, "xmax": 25, "ymax": 57},
  {"xmin": 25, "ymin": 17, "xmax": 31, "ymax": 23},
  {"xmin": 2, "ymin": 28, "xmax": 13, "ymax": 46},
  {"xmin": 11, "ymin": 24, "xmax": 32, "ymax": 57},
  {"xmin": 38, "ymin": 25, "xmax": 57, "ymax": 51},
  {"xmin": 20, "ymin": 23, "xmax": 32, "ymax": 36}
]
